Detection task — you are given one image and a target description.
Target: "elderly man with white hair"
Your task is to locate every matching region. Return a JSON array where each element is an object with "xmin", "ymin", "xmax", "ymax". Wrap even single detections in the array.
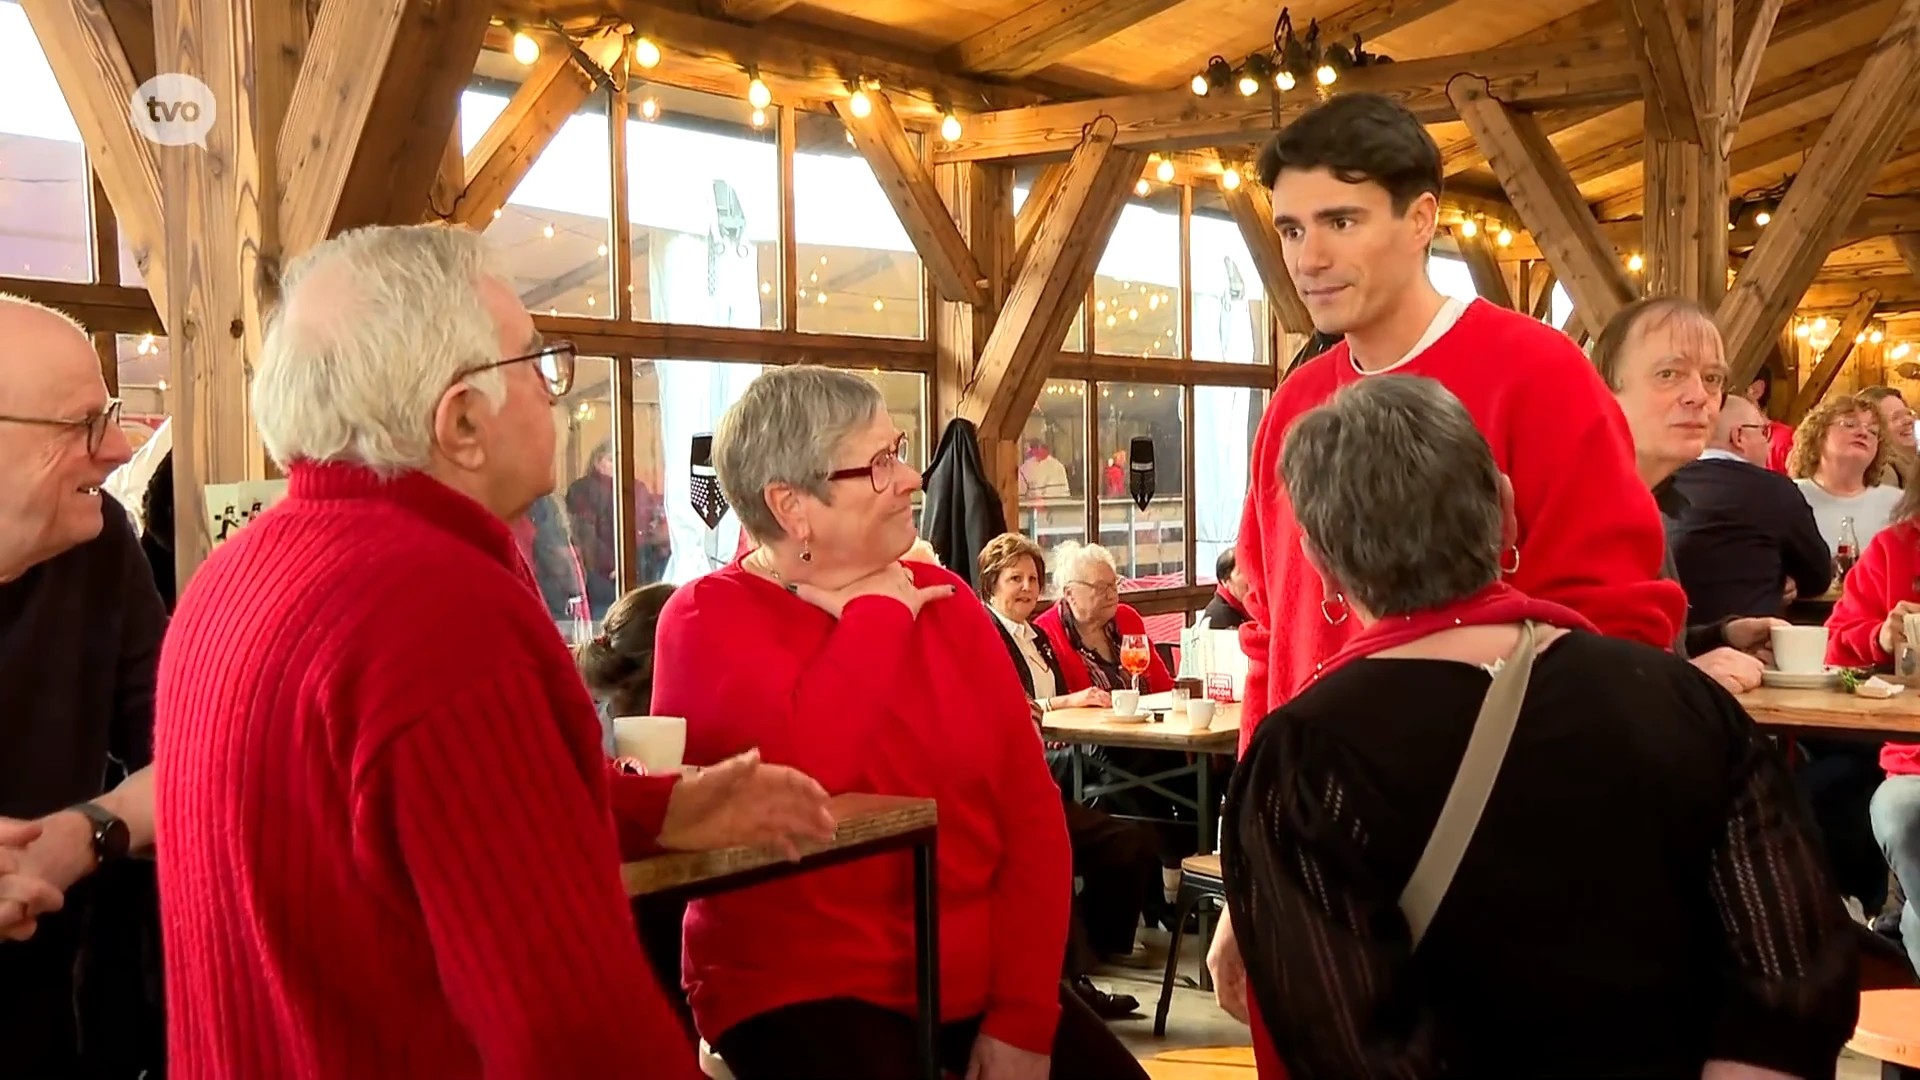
[{"xmin": 153, "ymin": 224, "xmax": 836, "ymax": 1080}]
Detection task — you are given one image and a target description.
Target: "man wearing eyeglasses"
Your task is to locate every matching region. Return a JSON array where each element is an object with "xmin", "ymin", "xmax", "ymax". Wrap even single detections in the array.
[
  {"xmin": 151, "ymin": 224, "xmax": 834, "ymax": 1080},
  {"xmin": 0, "ymin": 296, "xmax": 165, "ymax": 1075}
]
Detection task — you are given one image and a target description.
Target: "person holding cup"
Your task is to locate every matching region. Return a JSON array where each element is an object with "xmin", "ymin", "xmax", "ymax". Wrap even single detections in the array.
[{"xmin": 651, "ymin": 368, "xmax": 1145, "ymax": 1079}]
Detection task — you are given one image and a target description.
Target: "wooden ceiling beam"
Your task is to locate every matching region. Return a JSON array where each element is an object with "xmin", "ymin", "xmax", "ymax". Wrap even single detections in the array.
[
  {"xmin": 705, "ymin": 0, "xmax": 800, "ymax": 21},
  {"xmin": 453, "ymin": 29, "xmax": 625, "ymax": 229},
  {"xmin": 1452, "ymin": 225, "xmax": 1516, "ymax": 308},
  {"xmin": 934, "ymin": 35, "xmax": 1641, "ymax": 162},
  {"xmin": 1318, "ymin": 0, "xmax": 1472, "ymax": 42},
  {"xmin": 1616, "ymin": 0, "xmax": 1702, "ymax": 143},
  {"xmin": 1720, "ymin": 0, "xmax": 1920, "ymax": 388},
  {"xmin": 1013, "ymin": 163, "xmax": 1069, "ymax": 277},
  {"xmin": 1220, "ymin": 178, "xmax": 1313, "ymax": 335},
  {"xmin": 278, "ymin": 0, "xmax": 490, "ymax": 251},
  {"xmin": 18, "ymin": 0, "xmax": 168, "ymax": 322},
  {"xmin": 961, "ymin": 118, "xmax": 1145, "ymax": 438},
  {"xmin": 1788, "ymin": 289, "xmax": 1879, "ymax": 420},
  {"xmin": 1896, "ymin": 234, "xmax": 1920, "ymax": 280},
  {"xmin": 1450, "ymin": 74, "xmax": 1636, "ymax": 338},
  {"xmin": 1530, "ymin": 266, "xmax": 1559, "ymax": 320},
  {"xmin": 945, "ymin": 0, "xmax": 1184, "ymax": 79},
  {"xmin": 834, "ymin": 91, "xmax": 989, "ymax": 306},
  {"xmin": 1728, "ymin": 0, "xmax": 1784, "ymax": 139}
]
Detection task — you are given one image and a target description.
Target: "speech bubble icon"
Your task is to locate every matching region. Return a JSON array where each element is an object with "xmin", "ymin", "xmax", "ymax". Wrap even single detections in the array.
[{"xmin": 130, "ymin": 73, "xmax": 216, "ymax": 149}]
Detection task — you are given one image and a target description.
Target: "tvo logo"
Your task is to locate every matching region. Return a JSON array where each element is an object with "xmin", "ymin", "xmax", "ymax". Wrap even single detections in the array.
[{"xmin": 129, "ymin": 74, "xmax": 216, "ymax": 148}]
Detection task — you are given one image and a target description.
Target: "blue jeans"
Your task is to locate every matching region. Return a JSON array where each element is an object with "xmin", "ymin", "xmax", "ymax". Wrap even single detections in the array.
[{"xmin": 1870, "ymin": 773, "xmax": 1920, "ymax": 972}]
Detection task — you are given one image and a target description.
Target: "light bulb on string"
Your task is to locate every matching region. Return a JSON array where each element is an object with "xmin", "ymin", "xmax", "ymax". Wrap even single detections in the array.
[
  {"xmin": 512, "ymin": 31, "xmax": 539, "ymax": 65},
  {"xmin": 747, "ymin": 76, "xmax": 771, "ymax": 110},
  {"xmin": 751, "ymin": 108, "xmax": 766, "ymax": 128},
  {"xmin": 1495, "ymin": 227, "xmax": 1513, "ymax": 247},
  {"xmin": 848, "ymin": 89, "xmax": 872, "ymax": 118},
  {"xmin": 1276, "ymin": 70, "xmax": 1296, "ymax": 91},
  {"xmin": 1872, "ymin": 328, "xmax": 1886, "ymax": 344},
  {"xmin": 1220, "ymin": 167, "xmax": 1241, "ymax": 190},
  {"xmin": 1135, "ymin": 178, "xmax": 1150, "ymax": 196},
  {"xmin": 941, "ymin": 112, "xmax": 962, "ymax": 142},
  {"xmin": 1897, "ymin": 343, "xmax": 1914, "ymax": 359},
  {"xmin": 1626, "ymin": 253, "xmax": 1644, "ymax": 272},
  {"xmin": 1238, "ymin": 72, "xmax": 1260, "ymax": 96},
  {"xmin": 1795, "ymin": 322, "xmax": 1812, "ymax": 339},
  {"xmin": 1156, "ymin": 158, "xmax": 1174, "ymax": 183},
  {"xmin": 1755, "ymin": 209, "xmax": 1771, "ymax": 226},
  {"xmin": 1316, "ymin": 63, "xmax": 1337, "ymax": 86},
  {"xmin": 640, "ymin": 97, "xmax": 659, "ymax": 120},
  {"xmin": 633, "ymin": 36, "xmax": 661, "ymax": 68},
  {"xmin": 1191, "ymin": 73, "xmax": 1210, "ymax": 95}
]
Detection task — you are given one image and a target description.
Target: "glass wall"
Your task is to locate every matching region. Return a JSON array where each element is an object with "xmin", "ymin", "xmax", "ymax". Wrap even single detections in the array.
[
  {"xmin": 1193, "ymin": 385, "xmax": 1265, "ymax": 584},
  {"xmin": 795, "ymin": 113, "xmax": 923, "ymax": 338},
  {"xmin": 1020, "ymin": 378, "xmax": 1088, "ymax": 557},
  {"xmin": 117, "ymin": 332, "xmax": 169, "ymax": 446},
  {"xmin": 1191, "ymin": 188, "xmax": 1268, "ymax": 365},
  {"xmin": 1096, "ymin": 382, "xmax": 1185, "ymax": 589},
  {"xmin": 528, "ymin": 356, "xmax": 612, "ymax": 639},
  {"xmin": 1092, "ymin": 197, "xmax": 1181, "ymax": 358},
  {"xmin": 0, "ymin": 1, "xmax": 91, "ymax": 283}
]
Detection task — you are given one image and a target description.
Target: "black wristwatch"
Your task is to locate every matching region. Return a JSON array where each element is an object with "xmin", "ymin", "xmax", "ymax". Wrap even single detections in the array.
[{"xmin": 71, "ymin": 802, "xmax": 130, "ymax": 865}]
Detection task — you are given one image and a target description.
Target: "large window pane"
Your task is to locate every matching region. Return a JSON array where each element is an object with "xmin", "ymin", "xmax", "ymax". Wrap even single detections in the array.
[
  {"xmin": 1194, "ymin": 385, "xmax": 1266, "ymax": 584},
  {"xmin": 1097, "ymin": 382, "xmax": 1185, "ymax": 589},
  {"xmin": 795, "ymin": 113, "xmax": 923, "ymax": 338},
  {"xmin": 643, "ymin": 358, "xmax": 760, "ymax": 584},
  {"xmin": 839, "ymin": 368, "xmax": 927, "ymax": 532},
  {"xmin": 117, "ymin": 333, "xmax": 170, "ymax": 446},
  {"xmin": 1020, "ymin": 378, "xmax": 1087, "ymax": 559},
  {"xmin": 463, "ymin": 82, "xmax": 612, "ymax": 319},
  {"xmin": 1429, "ymin": 253, "xmax": 1479, "ymax": 304},
  {"xmin": 1092, "ymin": 197, "xmax": 1180, "ymax": 358},
  {"xmin": 1191, "ymin": 188, "xmax": 1270, "ymax": 365},
  {"xmin": 625, "ymin": 86, "xmax": 779, "ymax": 330},
  {"xmin": 0, "ymin": 2, "xmax": 90, "ymax": 283},
  {"xmin": 532, "ymin": 356, "xmax": 612, "ymax": 639}
]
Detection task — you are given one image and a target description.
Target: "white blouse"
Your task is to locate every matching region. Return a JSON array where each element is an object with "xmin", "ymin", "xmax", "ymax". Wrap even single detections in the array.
[{"xmin": 992, "ymin": 607, "xmax": 1058, "ymax": 703}]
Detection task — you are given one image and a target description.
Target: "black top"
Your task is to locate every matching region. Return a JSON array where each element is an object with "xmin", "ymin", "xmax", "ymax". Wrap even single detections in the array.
[
  {"xmin": 1223, "ymin": 631, "xmax": 1857, "ymax": 1080},
  {"xmin": 1670, "ymin": 455, "xmax": 1833, "ymax": 623},
  {"xmin": 1202, "ymin": 593, "xmax": 1248, "ymax": 631},
  {"xmin": 0, "ymin": 496, "xmax": 166, "ymax": 819},
  {"xmin": 986, "ymin": 604, "xmax": 1064, "ymax": 701}
]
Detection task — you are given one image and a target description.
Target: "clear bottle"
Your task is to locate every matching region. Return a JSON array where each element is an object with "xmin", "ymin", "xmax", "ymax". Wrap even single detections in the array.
[{"xmin": 1835, "ymin": 516, "xmax": 1859, "ymax": 579}]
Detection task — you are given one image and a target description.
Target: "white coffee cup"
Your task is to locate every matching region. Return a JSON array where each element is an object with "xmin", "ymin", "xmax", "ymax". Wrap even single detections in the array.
[
  {"xmin": 1769, "ymin": 625, "xmax": 1829, "ymax": 675},
  {"xmin": 614, "ymin": 715, "xmax": 687, "ymax": 772},
  {"xmin": 1110, "ymin": 689, "xmax": 1141, "ymax": 716},
  {"xmin": 1185, "ymin": 699, "xmax": 1216, "ymax": 731}
]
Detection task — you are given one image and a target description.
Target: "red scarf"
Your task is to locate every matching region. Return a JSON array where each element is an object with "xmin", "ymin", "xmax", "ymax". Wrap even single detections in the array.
[{"xmin": 1295, "ymin": 581, "xmax": 1597, "ymax": 696}]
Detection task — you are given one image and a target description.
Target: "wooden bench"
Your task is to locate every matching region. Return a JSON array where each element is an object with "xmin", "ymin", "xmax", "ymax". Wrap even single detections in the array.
[{"xmin": 1853, "ymin": 990, "xmax": 1920, "ymax": 1079}]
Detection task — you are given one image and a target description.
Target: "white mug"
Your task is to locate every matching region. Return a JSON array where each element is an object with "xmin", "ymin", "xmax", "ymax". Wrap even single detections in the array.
[
  {"xmin": 1769, "ymin": 625, "xmax": 1829, "ymax": 675},
  {"xmin": 613, "ymin": 715, "xmax": 687, "ymax": 773},
  {"xmin": 1185, "ymin": 699, "xmax": 1216, "ymax": 731},
  {"xmin": 1110, "ymin": 689, "xmax": 1141, "ymax": 717}
]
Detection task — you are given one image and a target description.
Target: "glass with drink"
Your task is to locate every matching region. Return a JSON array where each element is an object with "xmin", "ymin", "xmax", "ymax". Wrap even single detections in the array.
[
  {"xmin": 1836, "ymin": 515, "xmax": 1859, "ymax": 580},
  {"xmin": 1120, "ymin": 633, "xmax": 1151, "ymax": 691}
]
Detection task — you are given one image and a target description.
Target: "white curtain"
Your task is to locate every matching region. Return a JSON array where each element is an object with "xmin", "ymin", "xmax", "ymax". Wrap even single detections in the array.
[
  {"xmin": 650, "ymin": 219, "xmax": 763, "ymax": 584},
  {"xmin": 1191, "ymin": 275, "xmax": 1255, "ymax": 579}
]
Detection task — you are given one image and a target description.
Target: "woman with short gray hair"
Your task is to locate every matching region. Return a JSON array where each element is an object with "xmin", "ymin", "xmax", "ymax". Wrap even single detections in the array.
[
  {"xmin": 652, "ymin": 366, "xmax": 1146, "ymax": 1079},
  {"xmin": 1213, "ymin": 375, "xmax": 1855, "ymax": 1079}
]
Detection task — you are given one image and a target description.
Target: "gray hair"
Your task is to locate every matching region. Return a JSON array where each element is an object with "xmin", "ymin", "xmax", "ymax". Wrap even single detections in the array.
[
  {"xmin": 1050, "ymin": 540, "xmax": 1117, "ymax": 587},
  {"xmin": 714, "ymin": 366, "xmax": 885, "ymax": 541},
  {"xmin": 252, "ymin": 224, "xmax": 509, "ymax": 474},
  {"xmin": 1280, "ymin": 375, "xmax": 1502, "ymax": 616}
]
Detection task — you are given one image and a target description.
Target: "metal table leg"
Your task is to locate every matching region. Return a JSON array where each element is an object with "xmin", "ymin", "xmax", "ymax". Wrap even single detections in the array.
[{"xmin": 913, "ymin": 838, "xmax": 941, "ymax": 1080}]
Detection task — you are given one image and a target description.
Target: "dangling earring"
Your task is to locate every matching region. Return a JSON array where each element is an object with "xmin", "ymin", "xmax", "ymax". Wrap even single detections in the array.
[
  {"xmin": 1500, "ymin": 545, "xmax": 1521, "ymax": 576},
  {"xmin": 801, "ymin": 539, "xmax": 813, "ymax": 563},
  {"xmin": 1321, "ymin": 594, "xmax": 1349, "ymax": 626}
]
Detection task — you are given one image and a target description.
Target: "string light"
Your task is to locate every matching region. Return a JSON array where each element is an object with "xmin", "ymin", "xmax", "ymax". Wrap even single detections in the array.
[
  {"xmin": 640, "ymin": 97, "xmax": 659, "ymax": 120},
  {"xmin": 848, "ymin": 89, "xmax": 872, "ymax": 118},
  {"xmin": 597, "ymin": 243, "xmax": 608, "ymax": 257},
  {"xmin": 1495, "ymin": 227, "xmax": 1513, "ymax": 247},
  {"xmin": 1896, "ymin": 343, "xmax": 1914, "ymax": 359},
  {"xmin": 1276, "ymin": 70, "xmax": 1296, "ymax": 91},
  {"xmin": 1156, "ymin": 159, "xmax": 1174, "ymax": 183},
  {"xmin": 1238, "ymin": 71, "xmax": 1261, "ymax": 96},
  {"xmin": 1857, "ymin": 332, "xmax": 1868, "ymax": 344},
  {"xmin": 941, "ymin": 111, "xmax": 962, "ymax": 142},
  {"xmin": 816, "ymin": 292, "xmax": 828, "ymax": 304},
  {"xmin": 542, "ymin": 223, "xmax": 555, "ymax": 239},
  {"xmin": 1795, "ymin": 322, "xmax": 1812, "ymax": 338},
  {"xmin": 1191, "ymin": 73, "xmax": 1210, "ymax": 95},
  {"xmin": 760, "ymin": 281, "xmax": 772, "ymax": 294},
  {"xmin": 1221, "ymin": 167, "xmax": 1242, "ymax": 190},
  {"xmin": 872, "ymin": 299, "xmax": 885, "ymax": 312},
  {"xmin": 1755, "ymin": 209, "xmax": 1771, "ymax": 226},
  {"xmin": 747, "ymin": 75, "xmax": 771, "ymax": 110},
  {"xmin": 1872, "ymin": 329, "xmax": 1886, "ymax": 344},
  {"xmin": 511, "ymin": 30, "xmax": 539, "ymax": 65},
  {"xmin": 155, "ymin": 378, "xmax": 168, "ymax": 391},
  {"xmin": 1135, "ymin": 178, "xmax": 1150, "ymax": 196},
  {"xmin": 1316, "ymin": 61, "xmax": 1337, "ymax": 85},
  {"xmin": 1459, "ymin": 218, "xmax": 1478, "ymax": 237},
  {"xmin": 1626, "ymin": 253, "xmax": 1644, "ymax": 272},
  {"xmin": 633, "ymin": 37, "xmax": 661, "ymax": 68},
  {"xmin": 751, "ymin": 108, "xmax": 767, "ymax": 128}
]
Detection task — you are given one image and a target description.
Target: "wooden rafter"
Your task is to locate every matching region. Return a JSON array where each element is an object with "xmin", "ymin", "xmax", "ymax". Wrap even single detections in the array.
[
  {"xmin": 279, "ymin": 0, "xmax": 490, "ymax": 252},
  {"xmin": 1013, "ymin": 163, "xmax": 1069, "ymax": 278},
  {"xmin": 453, "ymin": 30, "xmax": 625, "ymax": 229},
  {"xmin": 1728, "ymin": 0, "xmax": 1785, "ymax": 140},
  {"xmin": 1452, "ymin": 226, "xmax": 1515, "ymax": 308},
  {"xmin": 933, "ymin": 161, "xmax": 1016, "ymax": 523},
  {"xmin": 1530, "ymin": 267, "xmax": 1559, "ymax": 320},
  {"xmin": 1319, "ymin": 0, "xmax": 1472, "ymax": 41},
  {"xmin": 961, "ymin": 118, "xmax": 1146, "ymax": 439},
  {"xmin": 1616, "ymin": 0, "xmax": 1701, "ymax": 143},
  {"xmin": 1896, "ymin": 234, "xmax": 1920, "ymax": 279},
  {"xmin": 945, "ymin": 0, "xmax": 1184, "ymax": 79},
  {"xmin": 1220, "ymin": 179, "xmax": 1313, "ymax": 335},
  {"xmin": 1450, "ymin": 75, "xmax": 1635, "ymax": 338},
  {"xmin": 19, "ymin": 0, "xmax": 168, "ymax": 321},
  {"xmin": 934, "ymin": 35, "xmax": 1641, "ymax": 162},
  {"xmin": 1788, "ymin": 290, "xmax": 1880, "ymax": 420},
  {"xmin": 834, "ymin": 91, "xmax": 989, "ymax": 306},
  {"xmin": 1720, "ymin": 0, "xmax": 1920, "ymax": 387},
  {"xmin": 707, "ymin": 0, "xmax": 800, "ymax": 21}
]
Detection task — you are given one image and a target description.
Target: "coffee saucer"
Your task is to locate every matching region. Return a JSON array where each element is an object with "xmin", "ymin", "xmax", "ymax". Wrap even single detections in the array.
[
  {"xmin": 1100, "ymin": 710, "xmax": 1152, "ymax": 724},
  {"xmin": 1760, "ymin": 666, "xmax": 1842, "ymax": 690}
]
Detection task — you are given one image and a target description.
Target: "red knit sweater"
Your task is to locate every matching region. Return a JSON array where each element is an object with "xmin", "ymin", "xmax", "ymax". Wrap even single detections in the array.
[
  {"xmin": 154, "ymin": 463, "xmax": 697, "ymax": 1080},
  {"xmin": 651, "ymin": 559, "xmax": 1071, "ymax": 1054},
  {"xmin": 1033, "ymin": 601, "xmax": 1175, "ymax": 694},
  {"xmin": 1825, "ymin": 520, "xmax": 1920, "ymax": 774},
  {"xmin": 1236, "ymin": 300, "xmax": 1686, "ymax": 754}
]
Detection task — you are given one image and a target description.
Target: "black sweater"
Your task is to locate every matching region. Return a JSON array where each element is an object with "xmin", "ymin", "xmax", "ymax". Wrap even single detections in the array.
[{"xmin": 1669, "ymin": 456, "xmax": 1833, "ymax": 623}]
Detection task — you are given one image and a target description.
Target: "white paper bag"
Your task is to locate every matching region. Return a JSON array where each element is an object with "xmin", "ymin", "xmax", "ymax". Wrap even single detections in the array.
[{"xmin": 1207, "ymin": 628, "xmax": 1248, "ymax": 700}]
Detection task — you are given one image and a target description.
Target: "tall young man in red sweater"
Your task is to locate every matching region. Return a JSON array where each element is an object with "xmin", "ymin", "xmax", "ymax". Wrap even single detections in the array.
[
  {"xmin": 153, "ymin": 224, "xmax": 836, "ymax": 1080},
  {"xmin": 1209, "ymin": 94, "xmax": 1686, "ymax": 1073}
]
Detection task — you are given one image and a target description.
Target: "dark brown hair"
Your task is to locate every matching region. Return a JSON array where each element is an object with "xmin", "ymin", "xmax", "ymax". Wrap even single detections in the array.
[
  {"xmin": 976, "ymin": 532, "xmax": 1048, "ymax": 602},
  {"xmin": 1255, "ymin": 93, "xmax": 1441, "ymax": 214},
  {"xmin": 574, "ymin": 582, "xmax": 676, "ymax": 717}
]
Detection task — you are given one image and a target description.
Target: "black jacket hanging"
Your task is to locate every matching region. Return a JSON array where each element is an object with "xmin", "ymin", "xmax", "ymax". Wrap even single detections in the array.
[{"xmin": 919, "ymin": 418, "xmax": 1008, "ymax": 593}]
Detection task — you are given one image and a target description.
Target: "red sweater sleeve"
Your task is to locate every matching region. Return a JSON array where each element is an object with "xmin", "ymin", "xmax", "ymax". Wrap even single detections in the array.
[
  {"xmin": 1827, "ymin": 528, "xmax": 1905, "ymax": 667},
  {"xmin": 1236, "ymin": 381, "xmax": 1285, "ymax": 755},
  {"xmin": 607, "ymin": 770, "xmax": 679, "ymax": 860},
  {"xmin": 1499, "ymin": 334, "xmax": 1685, "ymax": 650},
  {"xmin": 374, "ymin": 672, "xmax": 697, "ymax": 1080},
  {"xmin": 952, "ymin": 601, "xmax": 1071, "ymax": 1053}
]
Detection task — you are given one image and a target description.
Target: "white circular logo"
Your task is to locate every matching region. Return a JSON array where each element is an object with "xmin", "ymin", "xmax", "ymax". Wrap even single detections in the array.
[{"xmin": 130, "ymin": 74, "xmax": 216, "ymax": 147}]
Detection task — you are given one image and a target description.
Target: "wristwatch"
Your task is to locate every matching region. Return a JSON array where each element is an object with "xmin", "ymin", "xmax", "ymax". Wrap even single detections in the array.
[{"xmin": 70, "ymin": 802, "xmax": 130, "ymax": 865}]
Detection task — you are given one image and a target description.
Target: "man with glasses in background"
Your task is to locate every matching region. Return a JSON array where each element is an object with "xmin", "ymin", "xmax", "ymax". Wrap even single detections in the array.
[
  {"xmin": 153, "ymin": 224, "xmax": 834, "ymax": 1079},
  {"xmin": 0, "ymin": 295, "xmax": 166, "ymax": 1076}
]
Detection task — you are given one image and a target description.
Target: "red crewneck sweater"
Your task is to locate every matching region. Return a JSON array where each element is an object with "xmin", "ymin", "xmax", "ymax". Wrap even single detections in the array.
[
  {"xmin": 651, "ymin": 559, "xmax": 1071, "ymax": 1054},
  {"xmin": 1825, "ymin": 520, "xmax": 1920, "ymax": 774},
  {"xmin": 154, "ymin": 463, "xmax": 697, "ymax": 1080},
  {"xmin": 1236, "ymin": 300, "xmax": 1686, "ymax": 753}
]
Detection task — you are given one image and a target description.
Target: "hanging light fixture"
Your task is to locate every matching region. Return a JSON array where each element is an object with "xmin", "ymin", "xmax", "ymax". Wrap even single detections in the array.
[
  {"xmin": 1626, "ymin": 253, "xmax": 1644, "ymax": 272},
  {"xmin": 746, "ymin": 69, "xmax": 771, "ymax": 110},
  {"xmin": 1459, "ymin": 218, "xmax": 1478, "ymax": 237},
  {"xmin": 1221, "ymin": 166, "xmax": 1242, "ymax": 190},
  {"xmin": 632, "ymin": 36, "xmax": 661, "ymax": 68},
  {"xmin": 941, "ymin": 110, "xmax": 963, "ymax": 142},
  {"xmin": 1191, "ymin": 55, "xmax": 1234, "ymax": 97},
  {"xmin": 848, "ymin": 87, "xmax": 872, "ymax": 118},
  {"xmin": 1156, "ymin": 158, "xmax": 1175, "ymax": 183},
  {"xmin": 1495, "ymin": 227, "xmax": 1513, "ymax": 247},
  {"xmin": 511, "ymin": 27, "xmax": 539, "ymax": 64}
]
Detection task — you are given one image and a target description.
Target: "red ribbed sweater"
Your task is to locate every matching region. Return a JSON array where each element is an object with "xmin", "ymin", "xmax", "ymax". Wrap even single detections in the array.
[
  {"xmin": 1825, "ymin": 520, "xmax": 1920, "ymax": 775},
  {"xmin": 154, "ymin": 463, "xmax": 698, "ymax": 1080},
  {"xmin": 651, "ymin": 559, "xmax": 1071, "ymax": 1054}
]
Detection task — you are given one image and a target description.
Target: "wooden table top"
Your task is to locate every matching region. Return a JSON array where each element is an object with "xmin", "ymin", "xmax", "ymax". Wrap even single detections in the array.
[
  {"xmin": 1850, "ymin": 989, "xmax": 1920, "ymax": 1067},
  {"xmin": 1041, "ymin": 703, "xmax": 1242, "ymax": 753},
  {"xmin": 621, "ymin": 792, "xmax": 937, "ymax": 897},
  {"xmin": 1740, "ymin": 684, "xmax": 1920, "ymax": 738}
]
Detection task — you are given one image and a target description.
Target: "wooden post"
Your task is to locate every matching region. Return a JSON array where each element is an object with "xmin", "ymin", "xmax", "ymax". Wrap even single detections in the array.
[
  {"xmin": 933, "ymin": 160, "xmax": 1017, "ymax": 526},
  {"xmin": 836, "ymin": 91, "xmax": 989, "ymax": 307},
  {"xmin": 1788, "ymin": 290, "xmax": 1880, "ymax": 420},
  {"xmin": 1452, "ymin": 225, "xmax": 1516, "ymax": 308}
]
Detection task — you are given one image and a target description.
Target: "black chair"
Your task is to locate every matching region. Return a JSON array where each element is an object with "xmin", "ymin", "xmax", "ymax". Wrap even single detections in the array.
[{"xmin": 1154, "ymin": 853, "xmax": 1225, "ymax": 1036}]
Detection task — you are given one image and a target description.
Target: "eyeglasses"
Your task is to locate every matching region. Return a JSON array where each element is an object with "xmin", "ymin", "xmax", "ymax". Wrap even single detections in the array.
[
  {"xmin": 1834, "ymin": 417, "xmax": 1879, "ymax": 436},
  {"xmin": 826, "ymin": 433, "xmax": 911, "ymax": 493},
  {"xmin": 454, "ymin": 339, "xmax": 577, "ymax": 398},
  {"xmin": 1067, "ymin": 579, "xmax": 1120, "ymax": 599},
  {"xmin": 0, "ymin": 398, "xmax": 123, "ymax": 458},
  {"xmin": 1735, "ymin": 423, "xmax": 1771, "ymax": 435}
]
